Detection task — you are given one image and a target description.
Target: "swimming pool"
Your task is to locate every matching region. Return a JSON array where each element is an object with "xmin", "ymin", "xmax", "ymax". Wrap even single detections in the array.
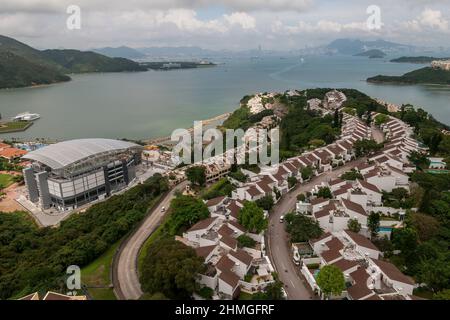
[{"xmin": 378, "ymin": 227, "xmax": 393, "ymax": 232}]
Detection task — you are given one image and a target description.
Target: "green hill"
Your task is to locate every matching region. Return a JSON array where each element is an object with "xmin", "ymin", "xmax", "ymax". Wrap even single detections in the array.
[
  {"xmin": 42, "ymin": 49, "xmax": 147, "ymax": 73},
  {"xmin": 354, "ymin": 49, "xmax": 386, "ymax": 58},
  {"xmin": 367, "ymin": 67, "xmax": 450, "ymax": 85},
  {"xmin": 0, "ymin": 35, "xmax": 147, "ymax": 89},
  {"xmin": 391, "ymin": 56, "xmax": 450, "ymax": 63},
  {"xmin": 0, "ymin": 51, "xmax": 70, "ymax": 89}
]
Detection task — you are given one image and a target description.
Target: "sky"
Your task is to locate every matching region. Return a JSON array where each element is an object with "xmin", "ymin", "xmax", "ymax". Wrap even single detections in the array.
[{"xmin": 0, "ymin": 0, "xmax": 449, "ymax": 50}]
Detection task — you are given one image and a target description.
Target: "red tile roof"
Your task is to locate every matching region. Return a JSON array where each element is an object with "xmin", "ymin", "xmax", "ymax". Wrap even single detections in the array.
[
  {"xmin": 372, "ymin": 259, "xmax": 415, "ymax": 285},
  {"xmin": 344, "ymin": 230, "xmax": 379, "ymax": 251},
  {"xmin": 187, "ymin": 217, "xmax": 217, "ymax": 232}
]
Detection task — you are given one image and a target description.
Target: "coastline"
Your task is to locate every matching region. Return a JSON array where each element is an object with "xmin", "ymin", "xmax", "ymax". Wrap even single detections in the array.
[{"xmin": 143, "ymin": 112, "xmax": 232, "ymax": 145}]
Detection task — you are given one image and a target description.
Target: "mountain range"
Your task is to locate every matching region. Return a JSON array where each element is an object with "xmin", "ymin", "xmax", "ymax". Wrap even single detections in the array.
[{"xmin": 0, "ymin": 35, "xmax": 146, "ymax": 89}]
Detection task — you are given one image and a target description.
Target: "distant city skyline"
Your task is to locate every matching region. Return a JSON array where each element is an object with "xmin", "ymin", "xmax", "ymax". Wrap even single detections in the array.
[{"xmin": 1, "ymin": 0, "xmax": 449, "ymax": 51}]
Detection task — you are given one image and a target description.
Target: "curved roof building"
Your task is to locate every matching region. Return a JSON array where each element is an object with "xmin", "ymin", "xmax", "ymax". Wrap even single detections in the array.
[
  {"xmin": 24, "ymin": 138, "xmax": 141, "ymax": 171},
  {"xmin": 23, "ymin": 138, "xmax": 143, "ymax": 211}
]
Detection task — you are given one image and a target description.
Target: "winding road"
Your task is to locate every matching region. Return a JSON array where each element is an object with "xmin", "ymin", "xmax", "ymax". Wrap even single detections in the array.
[
  {"xmin": 113, "ymin": 181, "xmax": 188, "ymax": 300},
  {"xmin": 266, "ymin": 158, "xmax": 366, "ymax": 300}
]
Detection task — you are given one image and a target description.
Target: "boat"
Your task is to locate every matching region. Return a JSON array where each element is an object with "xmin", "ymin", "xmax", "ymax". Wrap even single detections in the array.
[{"xmin": 13, "ymin": 112, "xmax": 41, "ymax": 121}]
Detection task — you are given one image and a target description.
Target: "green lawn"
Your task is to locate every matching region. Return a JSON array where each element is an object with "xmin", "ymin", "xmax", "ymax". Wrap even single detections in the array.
[
  {"xmin": 81, "ymin": 239, "xmax": 122, "ymax": 300},
  {"xmin": 0, "ymin": 121, "xmax": 32, "ymax": 133},
  {"xmin": 0, "ymin": 174, "xmax": 14, "ymax": 189},
  {"xmin": 138, "ymin": 222, "xmax": 166, "ymax": 273}
]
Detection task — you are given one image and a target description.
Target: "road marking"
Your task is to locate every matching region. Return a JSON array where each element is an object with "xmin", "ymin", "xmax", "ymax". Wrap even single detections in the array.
[{"xmin": 290, "ymin": 279, "xmax": 296, "ymax": 288}]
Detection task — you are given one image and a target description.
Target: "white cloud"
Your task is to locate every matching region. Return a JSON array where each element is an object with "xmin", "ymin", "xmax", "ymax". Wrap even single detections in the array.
[
  {"xmin": 403, "ymin": 8, "xmax": 449, "ymax": 32},
  {"xmin": 0, "ymin": 0, "xmax": 314, "ymax": 14},
  {"xmin": 419, "ymin": 8, "xmax": 449, "ymax": 31},
  {"xmin": 224, "ymin": 12, "xmax": 256, "ymax": 30}
]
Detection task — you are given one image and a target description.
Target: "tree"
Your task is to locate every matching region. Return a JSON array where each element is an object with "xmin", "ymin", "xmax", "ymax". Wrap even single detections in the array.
[
  {"xmin": 301, "ymin": 166, "xmax": 314, "ymax": 181},
  {"xmin": 354, "ymin": 139, "xmax": 382, "ymax": 157},
  {"xmin": 140, "ymin": 238, "xmax": 205, "ymax": 299},
  {"xmin": 185, "ymin": 166, "xmax": 206, "ymax": 187},
  {"xmin": 255, "ymin": 195, "xmax": 274, "ymax": 211},
  {"xmin": 409, "ymin": 212, "xmax": 440, "ymax": 242},
  {"xmin": 392, "ymin": 227, "xmax": 418, "ymax": 258},
  {"xmin": 340, "ymin": 169, "xmax": 363, "ymax": 181},
  {"xmin": 297, "ymin": 193, "xmax": 306, "ymax": 202},
  {"xmin": 238, "ymin": 201, "xmax": 268, "ymax": 234},
  {"xmin": 408, "ymin": 151, "xmax": 430, "ymax": 170},
  {"xmin": 288, "ymin": 176, "xmax": 297, "ymax": 189},
  {"xmin": 284, "ymin": 213, "xmax": 323, "ymax": 243},
  {"xmin": 347, "ymin": 218, "xmax": 361, "ymax": 233},
  {"xmin": 166, "ymin": 195, "xmax": 210, "ymax": 235},
  {"xmin": 433, "ymin": 289, "xmax": 450, "ymax": 300},
  {"xmin": 317, "ymin": 187, "xmax": 332, "ymax": 199},
  {"xmin": 374, "ymin": 113, "xmax": 389, "ymax": 126},
  {"xmin": 237, "ymin": 234, "xmax": 256, "ymax": 248},
  {"xmin": 316, "ymin": 265, "xmax": 346, "ymax": 299},
  {"xmin": 368, "ymin": 212, "xmax": 380, "ymax": 237},
  {"xmin": 309, "ymin": 139, "xmax": 326, "ymax": 148}
]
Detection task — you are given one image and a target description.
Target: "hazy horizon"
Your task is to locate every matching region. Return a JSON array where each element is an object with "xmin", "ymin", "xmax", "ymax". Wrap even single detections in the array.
[{"xmin": 1, "ymin": 0, "xmax": 449, "ymax": 51}]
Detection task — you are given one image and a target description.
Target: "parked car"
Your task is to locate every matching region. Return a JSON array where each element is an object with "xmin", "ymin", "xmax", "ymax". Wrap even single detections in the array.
[
  {"xmin": 161, "ymin": 206, "xmax": 166, "ymax": 212},
  {"xmin": 279, "ymin": 215, "xmax": 284, "ymax": 223}
]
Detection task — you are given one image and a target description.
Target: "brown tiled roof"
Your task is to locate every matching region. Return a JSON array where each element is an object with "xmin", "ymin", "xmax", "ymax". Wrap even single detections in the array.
[
  {"xmin": 314, "ymin": 209, "xmax": 331, "ymax": 219},
  {"xmin": 256, "ymin": 182, "xmax": 272, "ymax": 194},
  {"xmin": 372, "ymin": 259, "xmax": 415, "ymax": 285},
  {"xmin": 348, "ymin": 268, "xmax": 373, "ymax": 300},
  {"xmin": 18, "ymin": 292, "xmax": 39, "ymax": 300},
  {"xmin": 298, "ymin": 156, "xmax": 312, "ymax": 167},
  {"xmin": 187, "ymin": 217, "xmax": 217, "ymax": 232},
  {"xmin": 337, "ymin": 140, "xmax": 353, "ymax": 150},
  {"xmin": 344, "ymin": 230, "xmax": 379, "ymax": 251},
  {"xmin": 218, "ymin": 224, "xmax": 234, "ymax": 237},
  {"xmin": 228, "ymin": 220, "xmax": 246, "ymax": 232},
  {"xmin": 310, "ymin": 197, "xmax": 329, "ymax": 206},
  {"xmin": 246, "ymin": 185, "xmax": 263, "ymax": 197},
  {"xmin": 220, "ymin": 235, "xmax": 238, "ymax": 250},
  {"xmin": 229, "ymin": 249, "xmax": 253, "ymax": 266},
  {"xmin": 219, "ymin": 270, "xmax": 240, "ymax": 288},
  {"xmin": 216, "ymin": 255, "xmax": 235, "ymax": 273},
  {"xmin": 206, "ymin": 196, "xmax": 226, "ymax": 207},
  {"xmin": 309, "ymin": 232, "xmax": 332, "ymax": 245},
  {"xmin": 363, "ymin": 168, "xmax": 380, "ymax": 179},
  {"xmin": 332, "ymin": 259, "xmax": 359, "ymax": 273},
  {"xmin": 365, "ymin": 294, "xmax": 382, "ymax": 300},
  {"xmin": 227, "ymin": 201, "xmax": 242, "ymax": 219},
  {"xmin": 325, "ymin": 237, "xmax": 344, "ymax": 251},
  {"xmin": 357, "ymin": 179, "xmax": 381, "ymax": 194},
  {"xmin": 329, "ymin": 178, "xmax": 344, "ymax": 186},
  {"xmin": 342, "ymin": 199, "xmax": 367, "ymax": 216},
  {"xmin": 386, "ymin": 164, "xmax": 408, "ymax": 176},
  {"xmin": 195, "ymin": 245, "xmax": 217, "ymax": 259},
  {"xmin": 327, "ymin": 144, "xmax": 345, "ymax": 155},
  {"xmin": 321, "ymin": 249, "xmax": 342, "ymax": 263},
  {"xmin": 375, "ymin": 155, "xmax": 389, "ymax": 163}
]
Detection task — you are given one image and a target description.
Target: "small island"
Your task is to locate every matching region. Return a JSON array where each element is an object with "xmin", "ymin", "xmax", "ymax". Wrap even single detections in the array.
[
  {"xmin": 391, "ymin": 56, "xmax": 450, "ymax": 64},
  {"xmin": 140, "ymin": 61, "xmax": 216, "ymax": 71},
  {"xmin": 367, "ymin": 66, "xmax": 450, "ymax": 85},
  {"xmin": 354, "ymin": 49, "xmax": 386, "ymax": 59}
]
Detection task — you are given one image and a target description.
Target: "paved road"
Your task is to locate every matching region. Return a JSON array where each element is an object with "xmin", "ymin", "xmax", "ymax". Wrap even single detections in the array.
[
  {"xmin": 266, "ymin": 158, "xmax": 366, "ymax": 300},
  {"xmin": 114, "ymin": 181, "xmax": 188, "ymax": 300}
]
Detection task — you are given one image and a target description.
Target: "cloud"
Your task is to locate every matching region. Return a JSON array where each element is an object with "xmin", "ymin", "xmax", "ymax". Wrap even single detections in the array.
[
  {"xmin": 419, "ymin": 8, "xmax": 449, "ymax": 31},
  {"xmin": 0, "ymin": 0, "xmax": 314, "ymax": 14},
  {"xmin": 223, "ymin": 12, "xmax": 256, "ymax": 30},
  {"xmin": 402, "ymin": 8, "xmax": 449, "ymax": 32}
]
